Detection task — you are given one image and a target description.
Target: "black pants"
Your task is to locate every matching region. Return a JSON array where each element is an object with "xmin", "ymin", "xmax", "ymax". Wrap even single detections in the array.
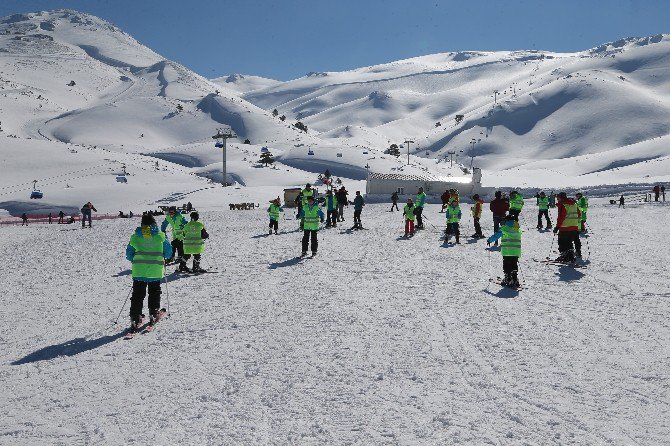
[
  {"xmin": 81, "ymin": 212, "xmax": 92, "ymax": 227},
  {"xmin": 558, "ymin": 231, "xmax": 582, "ymax": 258},
  {"xmin": 171, "ymin": 239, "xmax": 184, "ymax": 258},
  {"xmin": 302, "ymin": 230, "xmax": 318, "ymax": 253},
  {"xmin": 446, "ymin": 222, "xmax": 460, "ymax": 236},
  {"xmin": 391, "ymin": 202, "xmax": 399, "ymax": 211},
  {"xmin": 183, "ymin": 253, "xmax": 201, "ymax": 267},
  {"xmin": 415, "ymin": 207, "xmax": 424, "ymax": 227},
  {"xmin": 353, "ymin": 209, "xmax": 362, "ymax": 226},
  {"xmin": 493, "ymin": 216, "xmax": 503, "ymax": 234},
  {"xmin": 503, "ymin": 256, "xmax": 518, "ymax": 274},
  {"xmin": 326, "ymin": 210, "xmax": 337, "ymax": 226},
  {"xmin": 508, "ymin": 209, "xmax": 520, "ymax": 220},
  {"xmin": 269, "ymin": 219, "xmax": 278, "ymax": 231},
  {"xmin": 537, "ymin": 210, "xmax": 551, "ymax": 227},
  {"xmin": 130, "ymin": 280, "xmax": 161, "ymax": 323},
  {"xmin": 473, "ymin": 217, "xmax": 482, "ymax": 236}
]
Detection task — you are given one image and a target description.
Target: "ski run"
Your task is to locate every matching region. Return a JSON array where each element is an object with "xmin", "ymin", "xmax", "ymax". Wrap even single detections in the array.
[{"xmin": 2, "ymin": 199, "xmax": 669, "ymax": 445}]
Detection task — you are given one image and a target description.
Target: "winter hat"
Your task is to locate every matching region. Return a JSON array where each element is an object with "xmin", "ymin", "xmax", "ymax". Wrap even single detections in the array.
[
  {"xmin": 190, "ymin": 212, "xmax": 199, "ymax": 220},
  {"xmin": 472, "ymin": 194, "xmax": 480, "ymax": 200}
]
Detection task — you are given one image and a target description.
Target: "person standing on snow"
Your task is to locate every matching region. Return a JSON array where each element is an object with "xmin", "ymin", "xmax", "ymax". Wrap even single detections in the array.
[
  {"xmin": 471, "ymin": 194, "xmax": 484, "ymax": 238},
  {"xmin": 445, "ymin": 199, "xmax": 462, "ymax": 244},
  {"xmin": 549, "ymin": 191, "xmax": 556, "ymax": 208},
  {"xmin": 299, "ymin": 195, "xmax": 324, "ymax": 257},
  {"xmin": 48, "ymin": 213, "xmax": 52, "ymax": 224},
  {"xmin": 80, "ymin": 202, "xmax": 97, "ymax": 228},
  {"xmin": 352, "ymin": 191, "xmax": 365, "ymax": 229},
  {"xmin": 619, "ymin": 195, "xmax": 625, "ymax": 208},
  {"xmin": 391, "ymin": 191, "xmax": 399, "ymax": 212},
  {"xmin": 661, "ymin": 185, "xmax": 666, "ymax": 202},
  {"xmin": 299, "ymin": 183, "xmax": 315, "ymax": 230},
  {"xmin": 508, "ymin": 191, "xmax": 524, "ymax": 220},
  {"xmin": 322, "ymin": 189, "xmax": 338, "ymax": 228},
  {"xmin": 58, "ymin": 210, "xmax": 65, "ymax": 224},
  {"xmin": 440, "ymin": 190, "xmax": 451, "ymax": 213},
  {"xmin": 553, "ymin": 192, "xmax": 582, "ymax": 263},
  {"xmin": 267, "ymin": 197, "xmax": 283, "ymax": 235},
  {"xmin": 489, "ymin": 191, "xmax": 509, "ymax": 245},
  {"xmin": 576, "ymin": 192, "xmax": 589, "ymax": 233},
  {"xmin": 487, "ymin": 215, "xmax": 522, "ymax": 288},
  {"xmin": 182, "ymin": 212, "xmax": 209, "ymax": 273},
  {"xmin": 21, "ymin": 213, "xmax": 28, "ymax": 226},
  {"xmin": 414, "ymin": 187, "xmax": 427, "ymax": 229},
  {"xmin": 653, "ymin": 185, "xmax": 660, "ymax": 202},
  {"xmin": 125, "ymin": 213, "xmax": 172, "ymax": 333},
  {"xmin": 335, "ymin": 186, "xmax": 348, "ymax": 222},
  {"xmin": 161, "ymin": 206, "xmax": 188, "ymax": 272},
  {"xmin": 403, "ymin": 199, "xmax": 416, "ymax": 237},
  {"xmin": 536, "ymin": 191, "xmax": 552, "ymax": 229}
]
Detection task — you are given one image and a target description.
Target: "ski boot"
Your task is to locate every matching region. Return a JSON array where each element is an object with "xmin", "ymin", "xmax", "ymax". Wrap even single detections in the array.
[
  {"xmin": 311, "ymin": 251, "xmax": 317, "ymax": 257},
  {"xmin": 510, "ymin": 271, "xmax": 520, "ymax": 288},
  {"xmin": 192, "ymin": 260, "xmax": 205, "ymax": 274},
  {"xmin": 129, "ymin": 314, "xmax": 145, "ymax": 333},
  {"xmin": 269, "ymin": 228, "xmax": 273, "ymax": 235},
  {"xmin": 300, "ymin": 251, "xmax": 308, "ymax": 257},
  {"xmin": 178, "ymin": 261, "xmax": 191, "ymax": 273},
  {"xmin": 500, "ymin": 273, "xmax": 511, "ymax": 286},
  {"xmin": 546, "ymin": 224, "xmax": 552, "ymax": 229},
  {"xmin": 455, "ymin": 235, "xmax": 460, "ymax": 244},
  {"xmin": 274, "ymin": 230, "xmax": 278, "ymax": 235}
]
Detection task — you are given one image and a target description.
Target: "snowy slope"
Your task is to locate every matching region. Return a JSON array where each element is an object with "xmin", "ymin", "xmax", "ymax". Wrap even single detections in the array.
[
  {"xmin": 2, "ymin": 201, "xmax": 669, "ymax": 444},
  {"xmin": 211, "ymin": 73, "xmax": 283, "ymax": 95}
]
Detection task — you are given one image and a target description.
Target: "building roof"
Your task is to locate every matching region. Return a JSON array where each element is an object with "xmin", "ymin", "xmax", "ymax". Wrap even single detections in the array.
[{"xmin": 368, "ymin": 172, "xmax": 472, "ymax": 184}]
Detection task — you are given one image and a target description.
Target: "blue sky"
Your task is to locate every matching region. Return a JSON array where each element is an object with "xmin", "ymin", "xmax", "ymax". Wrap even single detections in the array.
[{"xmin": 1, "ymin": 0, "xmax": 668, "ymax": 80}]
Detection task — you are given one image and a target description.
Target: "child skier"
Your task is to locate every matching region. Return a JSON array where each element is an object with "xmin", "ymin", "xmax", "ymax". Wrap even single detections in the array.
[
  {"xmin": 182, "ymin": 212, "xmax": 209, "ymax": 273},
  {"xmin": 351, "ymin": 191, "xmax": 365, "ymax": 229},
  {"xmin": 445, "ymin": 199, "xmax": 462, "ymax": 244},
  {"xmin": 536, "ymin": 191, "xmax": 552, "ymax": 229},
  {"xmin": 470, "ymin": 194, "xmax": 484, "ymax": 238},
  {"xmin": 267, "ymin": 197, "xmax": 283, "ymax": 235},
  {"xmin": 161, "ymin": 206, "xmax": 188, "ymax": 272},
  {"xmin": 576, "ymin": 192, "xmax": 588, "ymax": 232},
  {"xmin": 487, "ymin": 215, "xmax": 522, "ymax": 288},
  {"xmin": 403, "ymin": 199, "xmax": 416, "ymax": 237},
  {"xmin": 298, "ymin": 195, "xmax": 325, "ymax": 256},
  {"xmin": 125, "ymin": 213, "xmax": 172, "ymax": 333}
]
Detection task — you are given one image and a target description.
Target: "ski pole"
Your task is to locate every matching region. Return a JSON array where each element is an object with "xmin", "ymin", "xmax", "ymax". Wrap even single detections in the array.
[
  {"xmin": 518, "ymin": 261, "xmax": 525, "ymax": 285},
  {"xmin": 548, "ymin": 231, "xmax": 556, "ymax": 259},
  {"xmin": 163, "ymin": 268, "xmax": 171, "ymax": 318},
  {"xmin": 113, "ymin": 286, "xmax": 132, "ymax": 326}
]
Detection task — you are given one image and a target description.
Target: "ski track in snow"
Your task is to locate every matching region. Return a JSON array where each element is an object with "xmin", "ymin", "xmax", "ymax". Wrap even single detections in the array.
[{"xmin": 1, "ymin": 202, "xmax": 669, "ymax": 445}]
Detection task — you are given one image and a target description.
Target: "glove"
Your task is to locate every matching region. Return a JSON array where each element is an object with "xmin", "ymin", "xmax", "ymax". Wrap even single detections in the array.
[
  {"xmin": 553, "ymin": 227, "xmax": 559, "ymax": 234},
  {"xmin": 487, "ymin": 241, "xmax": 491, "ymax": 246},
  {"xmin": 320, "ymin": 219, "xmax": 324, "ymax": 223}
]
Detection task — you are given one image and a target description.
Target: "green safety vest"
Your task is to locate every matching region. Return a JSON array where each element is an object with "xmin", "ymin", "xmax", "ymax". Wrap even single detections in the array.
[
  {"xmin": 561, "ymin": 203, "xmax": 580, "ymax": 229},
  {"xmin": 165, "ymin": 213, "xmax": 187, "ymax": 240},
  {"xmin": 130, "ymin": 229, "xmax": 166, "ymax": 279},
  {"xmin": 471, "ymin": 201, "xmax": 482, "ymax": 218},
  {"xmin": 447, "ymin": 205, "xmax": 461, "ymax": 223},
  {"xmin": 268, "ymin": 203, "xmax": 281, "ymax": 220},
  {"xmin": 577, "ymin": 197, "xmax": 588, "ymax": 220},
  {"xmin": 322, "ymin": 195, "xmax": 338, "ymax": 210},
  {"xmin": 302, "ymin": 205, "xmax": 321, "ymax": 230},
  {"xmin": 538, "ymin": 197, "xmax": 549, "ymax": 211},
  {"xmin": 404, "ymin": 205, "xmax": 416, "ymax": 221},
  {"xmin": 183, "ymin": 221, "xmax": 205, "ymax": 254},
  {"xmin": 500, "ymin": 225, "xmax": 522, "ymax": 258},
  {"xmin": 415, "ymin": 192, "xmax": 427, "ymax": 208},
  {"xmin": 510, "ymin": 194, "xmax": 524, "ymax": 211},
  {"xmin": 301, "ymin": 189, "xmax": 314, "ymax": 206}
]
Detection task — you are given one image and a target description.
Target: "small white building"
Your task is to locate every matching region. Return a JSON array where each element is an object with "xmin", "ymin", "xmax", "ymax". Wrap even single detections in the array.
[{"xmin": 366, "ymin": 168, "xmax": 491, "ymax": 198}]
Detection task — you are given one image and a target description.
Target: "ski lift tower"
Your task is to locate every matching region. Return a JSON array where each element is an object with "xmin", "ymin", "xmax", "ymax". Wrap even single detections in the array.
[
  {"xmin": 212, "ymin": 128, "xmax": 236, "ymax": 187},
  {"xmin": 404, "ymin": 139, "xmax": 415, "ymax": 165}
]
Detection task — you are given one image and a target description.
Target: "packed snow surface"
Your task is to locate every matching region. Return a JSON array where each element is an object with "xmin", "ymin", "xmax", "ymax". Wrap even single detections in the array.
[{"xmin": 2, "ymin": 200, "xmax": 669, "ymax": 445}]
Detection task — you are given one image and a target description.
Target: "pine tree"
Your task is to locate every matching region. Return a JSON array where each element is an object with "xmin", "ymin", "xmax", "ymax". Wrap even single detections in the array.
[
  {"xmin": 388, "ymin": 144, "xmax": 400, "ymax": 157},
  {"xmin": 272, "ymin": 109, "xmax": 279, "ymax": 117},
  {"xmin": 259, "ymin": 151, "xmax": 275, "ymax": 167}
]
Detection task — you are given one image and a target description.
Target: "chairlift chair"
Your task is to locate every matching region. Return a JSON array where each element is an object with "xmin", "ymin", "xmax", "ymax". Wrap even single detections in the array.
[
  {"xmin": 336, "ymin": 152, "xmax": 343, "ymax": 158},
  {"xmin": 116, "ymin": 175, "xmax": 128, "ymax": 183},
  {"xmin": 215, "ymin": 142, "xmax": 224, "ymax": 148},
  {"xmin": 307, "ymin": 149, "xmax": 315, "ymax": 156},
  {"xmin": 30, "ymin": 190, "xmax": 43, "ymax": 199}
]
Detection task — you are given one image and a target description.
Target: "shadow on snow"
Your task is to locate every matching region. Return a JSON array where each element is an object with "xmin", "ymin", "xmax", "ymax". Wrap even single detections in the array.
[{"xmin": 12, "ymin": 331, "xmax": 126, "ymax": 365}]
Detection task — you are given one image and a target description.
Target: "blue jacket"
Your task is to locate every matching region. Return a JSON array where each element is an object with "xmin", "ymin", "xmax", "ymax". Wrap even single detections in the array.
[
  {"xmin": 298, "ymin": 206, "xmax": 325, "ymax": 220},
  {"xmin": 353, "ymin": 195, "xmax": 365, "ymax": 210},
  {"xmin": 487, "ymin": 219, "xmax": 515, "ymax": 244},
  {"xmin": 126, "ymin": 225, "xmax": 173, "ymax": 282}
]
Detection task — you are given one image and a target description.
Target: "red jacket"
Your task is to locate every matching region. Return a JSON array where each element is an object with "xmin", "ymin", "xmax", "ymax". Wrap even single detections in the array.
[
  {"xmin": 556, "ymin": 198, "xmax": 581, "ymax": 231},
  {"xmin": 489, "ymin": 197, "xmax": 509, "ymax": 217},
  {"xmin": 473, "ymin": 199, "xmax": 484, "ymax": 218},
  {"xmin": 441, "ymin": 192, "xmax": 450, "ymax": 204}
]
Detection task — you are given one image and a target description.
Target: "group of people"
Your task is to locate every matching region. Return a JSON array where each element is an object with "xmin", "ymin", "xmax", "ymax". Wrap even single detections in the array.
[
  {"xmin": 653, "ymin": 184, "xmax": 666, "ymax": 202},
  {"xmin": 125, "ymin": 206, "xmax": 208, "ymax": 333}
]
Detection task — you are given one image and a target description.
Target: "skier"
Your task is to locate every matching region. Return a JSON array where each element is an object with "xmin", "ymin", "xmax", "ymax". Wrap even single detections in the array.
[
  {"xmin": 125, "ymin": 213, "xmax": 172, "ymax": 333},
  {"xmin": 58, "ymin": 210, "xmax": 65, "ymax": 224},
  {"xmin": 182, "ymin": 212, "xmax": 209, "ymax": 273},
  {"xmin": 470, "ymin": 194, "xmax": 484, "ymax": 238},
  {"xmin": 653, "ymin": 185, "xmax": 660, "ymax": 202},
  {"xmin": 390, "ymin": 191, "xmax": 399, "ymax": 212},
  {"xmin": 445, "ymin": 199, "xmax": 462, "ymax": 243},
  {"xmin": 21, "ymin": 213, "xmax": 28, "ymax": 226},
  {"xmin": 549, "ymin": 191, "xmax": 556, "ymax": 208},
  {"xmin": 161, "ymin": 206, "xmax": 188, "ymax": 272},
  {"xmin": 403, "ymin": 199, "xmax": 416, "ymax": 237},
  {"xmin": 299, "ymin": 183, "xmax": 315, "ymax": 230},
  {"xmin": 489, "ymin": 191, "xmax": 509, "ymax": 245},
  {"xmin": 414, "ymin": 187, "xmax": 427, "ymax": 229},
  {"xmin": 619, "ymin": 195, "xmax": 625, "ymax": 208},
  {"xmin": 449, "ymin": 189, "xmax": 460, "ymax": 205},
  {"xmin": 267, "ymin": 197, "xmax": 283, "ymax": 235},
  {"xmin": 321, "ymin": 189, "xmax": 338, "ymax": 228},
  {"xmin": 487, "ymin": 215, "xmax": 522, "ymax": 288},
  {"xmin": 80, "ymin": 202, "xmax": 97, "ymax": 228},
  {"xmin": 48, "ymin": 212, "xmax": 52, "ymax": 224},
  {"xmin": 662, "ymin": 185, "xmax": 666, "ymax": 202},
  {"xmin": 576, "ymin": 192, "xmax": 588, "ymax": 233},
  {"xmin": 536, "ymin": 191, "xmax": 552, "ymax": 229},
  {"xmin": 508, "ymin": 191, "xmax": 524, "ymax": 220},
  {"xmin": 440, "ymin": 190, "xmax": 451, "ymax": 212},
  {"xmin": 335, "ymin": 186, "xmax": 348, "ymax": 222},
  {"xmin": 553, "ymin": 192, "xmax": 582, "ymax": 263},
  {"xmin": 351, "ymin": 191, "xmax": 365, "ymax": 229},
  {"xmin": 298, "ymin": 195, "xmax": 324, "ymax": 256}
]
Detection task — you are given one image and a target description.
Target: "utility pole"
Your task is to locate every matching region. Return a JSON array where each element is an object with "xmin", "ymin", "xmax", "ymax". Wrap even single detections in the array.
[
  {"xmin": 493, "ymin": 90, "xmax": 499, "ymax": 104},
  {"xmin": 404, "ymin": 139, "xmax": 415, "ymax": 165},
  {"xmin": 212, "ymin": 128, "xmax": 236, "ymax": 187},
  {"xmin": 469, "ymin": 138, "xmax": 477, "ymax": 169},
  {"xmin": 447, "ymin": 151, "xmax": 456, "ymax": 168}
]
